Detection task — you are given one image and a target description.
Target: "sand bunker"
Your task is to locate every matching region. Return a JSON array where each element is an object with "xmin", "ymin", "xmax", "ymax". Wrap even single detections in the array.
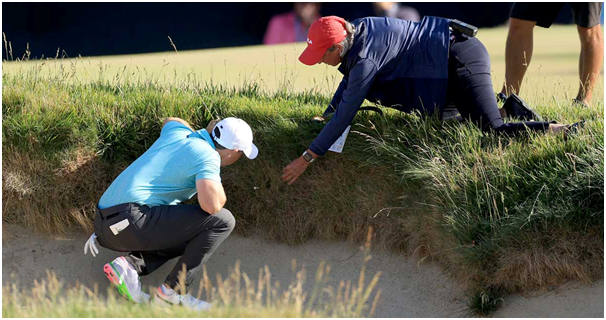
[{"xmin": 2, "ymin": 226, "xmax": 602, "ymax": 317}]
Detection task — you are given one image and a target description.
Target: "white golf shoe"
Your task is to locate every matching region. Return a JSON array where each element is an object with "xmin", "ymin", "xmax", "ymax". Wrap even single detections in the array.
[
  {"xmin": 103, "ymin": 256, "xmax": 150, "ymax": 303},
  {"xmin": 153, "ymin": 284, "xmax": 211, "ymax": 311}
]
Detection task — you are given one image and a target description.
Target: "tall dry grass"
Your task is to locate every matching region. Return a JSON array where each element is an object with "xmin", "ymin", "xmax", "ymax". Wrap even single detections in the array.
[{"xmin": 3, "ymin": 259, "xmax": 381, "ymax": 317}]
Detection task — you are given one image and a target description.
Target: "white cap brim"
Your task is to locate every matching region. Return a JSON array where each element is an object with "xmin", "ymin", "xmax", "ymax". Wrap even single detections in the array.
[{"xmin": 244, "ymin": 143, "xmax": 258, "ymax": 159}]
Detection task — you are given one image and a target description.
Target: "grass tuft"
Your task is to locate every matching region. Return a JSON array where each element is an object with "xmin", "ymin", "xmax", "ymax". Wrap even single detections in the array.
[{"xmin": 468, "ymin": 286, "xmax": 504, "ymax": 316}]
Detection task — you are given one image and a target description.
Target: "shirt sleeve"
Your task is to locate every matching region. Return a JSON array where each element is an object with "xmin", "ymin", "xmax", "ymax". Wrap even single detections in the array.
[
  {"xmin": 309, "ymin": 59, "xmax": 378, "ymax": 156},
  {"xmin": 323, "ymin": 76, "xmax": 348, "ymax": 117},
  {"xmin": 194, "ymin": 151, "xmax": 222, "ymax": 183}
]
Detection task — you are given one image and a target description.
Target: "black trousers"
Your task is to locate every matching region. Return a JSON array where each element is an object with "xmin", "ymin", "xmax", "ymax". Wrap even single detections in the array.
[
  {"xmin": 94, "ymin": 203, "xmax": 235, "ymax": 289},
  {"xmin": 447, "ymin": 34, "xmax": 551, "ymax": 135}
]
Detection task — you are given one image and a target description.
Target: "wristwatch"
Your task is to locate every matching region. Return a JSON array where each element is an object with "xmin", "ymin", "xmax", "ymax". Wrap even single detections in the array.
[{"xmin": 302, "ymin": 151, "xmax": 315, "ymax": 163}]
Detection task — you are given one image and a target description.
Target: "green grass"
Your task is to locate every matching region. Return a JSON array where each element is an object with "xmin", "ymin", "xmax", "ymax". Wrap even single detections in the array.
[{"xmin": 2, "ymin": 25, "xmax": 603, "ymax": 315}]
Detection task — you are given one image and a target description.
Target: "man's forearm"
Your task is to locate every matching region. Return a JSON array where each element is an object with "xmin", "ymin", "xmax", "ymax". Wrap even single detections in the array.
[
  {"xmin": 196, "ymin": 179, "xmax": 227, "ymax": 214},
  {"xmin": 309, "ymin": 105, "xmax": 360, "ymax": 156}
]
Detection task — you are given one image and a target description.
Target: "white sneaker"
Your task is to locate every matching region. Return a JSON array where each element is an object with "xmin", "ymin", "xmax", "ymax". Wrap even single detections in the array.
[
  {"xmin": 103, "ymin": 256, "xmax": 150, "ymax": 303},
  {"xmin": 153, "ymin": 284, "xmax": 211, "ymax": 311}
]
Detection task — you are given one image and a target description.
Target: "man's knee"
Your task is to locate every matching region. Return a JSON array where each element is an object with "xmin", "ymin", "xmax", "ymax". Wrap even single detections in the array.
[
  {"xmin": 480, "ymin": 118, "xmax": 505, "ymax": 133},
  {"xmin": 578, "ymin": 24, "xmax": 603, "ymax": 44},
  {"xmin": 509, "ymin": 18, "xmax": 536, "ymax": 34},
  {"xmin": 214, "ymin": 208, "xmax": 236, "ymax": 232}
]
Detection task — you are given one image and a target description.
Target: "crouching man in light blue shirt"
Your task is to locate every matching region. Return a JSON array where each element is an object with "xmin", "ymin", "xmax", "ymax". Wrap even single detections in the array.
[{"xmin": 84, "ymin": 117, "xmax": 258, "ymax": 310}]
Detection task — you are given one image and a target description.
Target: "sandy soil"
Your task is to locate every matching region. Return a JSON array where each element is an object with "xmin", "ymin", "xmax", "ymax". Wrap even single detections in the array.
[{"xmin": 2, "ymin": 226, "xmax": 603, "ymax": 317}]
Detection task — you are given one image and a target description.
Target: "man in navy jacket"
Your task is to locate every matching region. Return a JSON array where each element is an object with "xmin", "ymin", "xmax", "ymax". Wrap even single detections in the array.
[{"xmin": 281, "ymin": 16, "xmax": 576, "ymax": 184}]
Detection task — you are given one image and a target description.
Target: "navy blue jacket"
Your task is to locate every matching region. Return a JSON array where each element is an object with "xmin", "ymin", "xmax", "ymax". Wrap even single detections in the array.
[{"xmin": 309, "ymin": 16, "xmax": 451, "ymax": 156}]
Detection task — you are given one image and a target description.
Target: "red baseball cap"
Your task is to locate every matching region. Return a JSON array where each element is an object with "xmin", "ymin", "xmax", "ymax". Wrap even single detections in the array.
[{"xmin": 299, "ymin": 16, "xmax": 348, "ymax": 66}]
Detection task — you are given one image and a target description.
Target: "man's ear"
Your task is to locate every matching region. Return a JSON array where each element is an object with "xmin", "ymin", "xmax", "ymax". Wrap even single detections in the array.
[
  {"xmin": 337, "ymin": 42, "xmax": 344, "ymax": 55},
  {"xmin": 206, "ymin": 119, "xmax": 220, "ymax": 133}
]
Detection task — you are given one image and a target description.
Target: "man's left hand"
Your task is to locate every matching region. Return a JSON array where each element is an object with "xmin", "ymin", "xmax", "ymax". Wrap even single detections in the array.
[{"xmin": 282, "ymin": 156, "xmax": 311, "ymax": 185}]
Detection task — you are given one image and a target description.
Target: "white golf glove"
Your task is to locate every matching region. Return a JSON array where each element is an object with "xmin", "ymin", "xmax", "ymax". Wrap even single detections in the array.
[{"xmin": 84, "ymin": 233, "xmax": 99, "ymax": 257}]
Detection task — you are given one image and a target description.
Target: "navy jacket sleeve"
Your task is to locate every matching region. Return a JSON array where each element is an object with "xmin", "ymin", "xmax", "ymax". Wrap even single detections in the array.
[
  {"xmin": 309, "ymin": 59, "xmax": 378, "ymax": 156},
  {"xmin": 323, "ymin": 76, "xmax": 348, "ymax": 117}
]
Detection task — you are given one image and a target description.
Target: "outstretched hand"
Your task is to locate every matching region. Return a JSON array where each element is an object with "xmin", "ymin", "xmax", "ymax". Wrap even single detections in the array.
[{"xmin": 282, "ymin": 156, "xmax": 310, "ymax": 185}]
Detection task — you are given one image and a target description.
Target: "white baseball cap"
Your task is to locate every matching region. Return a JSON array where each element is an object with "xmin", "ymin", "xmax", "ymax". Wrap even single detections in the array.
[{"xmin": 211, "ymin": 117, "xmax": 258, "ymax": 159}]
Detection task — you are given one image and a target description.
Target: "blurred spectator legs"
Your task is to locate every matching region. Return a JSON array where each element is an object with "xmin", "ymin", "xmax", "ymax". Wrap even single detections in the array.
[
  {"xmin": 575, "ymin": 23, "xmax": 603, "ymax": 105},
  {"xmin": 501, "ymin": 18, "xmax": 536, "ymax": 96}
]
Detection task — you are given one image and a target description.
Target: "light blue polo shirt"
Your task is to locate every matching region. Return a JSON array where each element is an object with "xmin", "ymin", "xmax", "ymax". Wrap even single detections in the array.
[{"xmin": 98, "ymin": 121, "xmax": 221, "ymax": 209}]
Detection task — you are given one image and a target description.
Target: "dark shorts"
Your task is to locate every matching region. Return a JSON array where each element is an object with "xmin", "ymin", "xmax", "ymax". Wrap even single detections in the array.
[{"xmin": 510, "ymin": 2, "xmax": 603, "ymax": 28}]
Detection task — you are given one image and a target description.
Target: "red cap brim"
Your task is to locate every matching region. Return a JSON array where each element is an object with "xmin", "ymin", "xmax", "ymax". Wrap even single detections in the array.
[{"xmin": 299, "ymin": 45, "xmax": 326, "ymax": 66}]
